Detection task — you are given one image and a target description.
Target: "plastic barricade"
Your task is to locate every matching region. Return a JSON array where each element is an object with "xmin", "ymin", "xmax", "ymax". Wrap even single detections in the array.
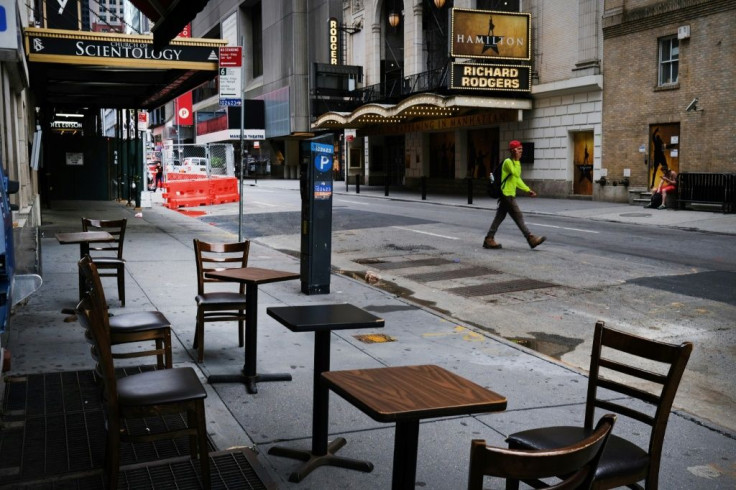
[
  {"xmin": 209, "ymin": 176, "xmax": 240, "ymax": 204},
  {"xmin": 166, "ymin": 172, "xmax": 207, "ymax": 181},
  {"xmin": 162, "ymin": 179, "xmax": 213, "ymax": 209}
]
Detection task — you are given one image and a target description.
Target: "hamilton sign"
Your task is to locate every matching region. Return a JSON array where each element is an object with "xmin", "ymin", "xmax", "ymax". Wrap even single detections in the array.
[{"xmin": 450, "ymin": 8, "xmax": 531, "ymax": 60}]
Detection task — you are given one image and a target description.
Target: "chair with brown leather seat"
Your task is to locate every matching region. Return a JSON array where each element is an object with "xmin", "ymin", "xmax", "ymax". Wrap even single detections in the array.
[
  {"xmin": 82, "ymin": 218, "xmax": 127, "ymax": 306},
  {"xmin": 468, "ymin": 414, "xmax": 616, "ymax": 490},
  {"xmin": 79, "ymin": 255, "xmax": 172, "ymax": 369},
  {"xmin": 192, "ymin": 239, "xmax": 250, "ymax": 363},
  {"xmin": 75, "ymin": 293, "xmax": 210, "ymax": 490},
  {"xmin": 506, "ymin": 321, "xmax": 693, "ymax": 489}
]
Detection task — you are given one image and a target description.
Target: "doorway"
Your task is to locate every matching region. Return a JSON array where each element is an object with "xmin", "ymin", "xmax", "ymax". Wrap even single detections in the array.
[
  {"xmin": 648, "ymin": 124, "xmax": 680, "ymax": 188},
  {"xmin": 572, "ymin": 132, "xmax": 594, "ymax": 195}
]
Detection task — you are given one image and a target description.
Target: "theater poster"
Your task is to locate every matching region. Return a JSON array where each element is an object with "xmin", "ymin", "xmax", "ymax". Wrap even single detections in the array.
[{"xmin": 573, "ymin": 132, "xmax": 594, "ymax": 195}]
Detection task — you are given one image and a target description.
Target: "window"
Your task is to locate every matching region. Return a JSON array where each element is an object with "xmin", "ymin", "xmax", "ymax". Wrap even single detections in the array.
[
  {"xmin": 659, "ymin": 36, "xmax": 679, "ymax": 86},
  {"xmin": 251, "ymin": 3, "xmax": 263, "ymax": 78}
]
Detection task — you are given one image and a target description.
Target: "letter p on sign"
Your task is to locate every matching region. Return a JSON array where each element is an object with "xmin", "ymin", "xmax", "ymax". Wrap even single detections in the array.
[{"xmin": 314, "ymin": 154, "xmax": 331, "ymax": 172}]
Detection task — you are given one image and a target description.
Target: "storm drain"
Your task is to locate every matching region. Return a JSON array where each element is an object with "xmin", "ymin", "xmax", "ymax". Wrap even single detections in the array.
[
  {"xmin": 362, "ymin": 257, "xmax": 455, "ymax": 270},
  {"xmin": 448, "ymin": 279, "xmax": 557, "ymax": 297},
  {"xmin": 0, "ymin": 369, "xmax": 270, "ymax": 489},
  {"xmin": 354, "ymin": 333, "xmax": 396, "ymax": 343},
  {"xmin": 406, "ymin": 267, "xmax": 501, "ymax": 282}
]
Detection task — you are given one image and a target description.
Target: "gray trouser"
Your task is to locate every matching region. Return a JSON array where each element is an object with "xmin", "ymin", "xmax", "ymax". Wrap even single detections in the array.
[{"xmin": 486, "ymin": 195, "xmax": 531, "ymax": 239}]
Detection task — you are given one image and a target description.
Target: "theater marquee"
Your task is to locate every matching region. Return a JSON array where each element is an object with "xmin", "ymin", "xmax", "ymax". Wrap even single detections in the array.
[
  {"xmin": 450, "ymin": 63, "xmax": 531, "ymax": 93},
  {"xmin": 451, "ymin": 8, "xmax": 531, "ymax": 61}
]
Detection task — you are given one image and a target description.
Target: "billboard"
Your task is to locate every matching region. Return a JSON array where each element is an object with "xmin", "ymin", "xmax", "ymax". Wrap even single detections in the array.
[{"xmin": 450, "ymin": 8, "xmax": 531, "ymax": 61}]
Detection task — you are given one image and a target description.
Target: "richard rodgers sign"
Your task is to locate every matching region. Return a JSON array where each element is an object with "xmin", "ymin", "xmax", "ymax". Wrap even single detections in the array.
[{"xmin": 24, "ymin": 28, "xmax": 221, "ymax": 69}]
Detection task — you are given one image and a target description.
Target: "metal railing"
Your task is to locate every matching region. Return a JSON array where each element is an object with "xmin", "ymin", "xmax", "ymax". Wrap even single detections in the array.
[{"xmin": 677, "ymin": 172, "xmax": 736, "ymax": 213}]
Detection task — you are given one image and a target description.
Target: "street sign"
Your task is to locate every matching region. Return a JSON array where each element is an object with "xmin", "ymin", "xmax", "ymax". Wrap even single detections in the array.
[{"xmin": 219, "ymin": 46, "xmax": 242, "ymax": 106}]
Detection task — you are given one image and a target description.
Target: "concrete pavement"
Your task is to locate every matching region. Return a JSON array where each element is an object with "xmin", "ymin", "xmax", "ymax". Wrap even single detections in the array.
[{"xmin": 5, "ymin": 190, "xmax": 735, "ymax": 489}]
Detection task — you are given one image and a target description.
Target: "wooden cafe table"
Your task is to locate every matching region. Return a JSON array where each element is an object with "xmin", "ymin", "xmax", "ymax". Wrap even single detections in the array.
[
  {"xmin": 266, "ymin": 303, "xmax": 384, "ymax": 482},
  {"xmin": 55, "ymin": 231, "xmax": 114, "ymax": 301},
  {"xmin": 204, "ymin": 267, "xmax": 299, "ymax": 394},
  {"xmin": 322, "ymin": 364, "xmax": 507, "ymax": 490}
]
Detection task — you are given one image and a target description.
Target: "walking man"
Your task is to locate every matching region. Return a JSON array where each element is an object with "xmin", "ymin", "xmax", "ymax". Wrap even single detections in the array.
[{"xmin": 483, "ymin": 140, "xmax": 546, "ymax": 250}]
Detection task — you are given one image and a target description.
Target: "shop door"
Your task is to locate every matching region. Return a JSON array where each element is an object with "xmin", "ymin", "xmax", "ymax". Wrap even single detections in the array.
[
  {"xmin": 386, "ymin": 136, "xmax": 405, "ymax": 185},
  {"xmin": 649, "ymin": 124, "xmax": 680, "ymax": 188},
  {"xmin": 573, "ymin": 132, "xmax": 594, "ymax": 195}
]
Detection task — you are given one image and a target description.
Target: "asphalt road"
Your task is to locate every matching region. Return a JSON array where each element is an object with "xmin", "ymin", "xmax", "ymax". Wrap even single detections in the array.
[{"xmin": 195, "ymin": 185, "xmax": 736, "ymax": 432}]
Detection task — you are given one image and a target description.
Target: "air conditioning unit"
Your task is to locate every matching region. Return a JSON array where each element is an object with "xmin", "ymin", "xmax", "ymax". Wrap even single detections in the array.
[{"xmin": 678, "ymin": 25, "xmax": 690, "ymax": 40}]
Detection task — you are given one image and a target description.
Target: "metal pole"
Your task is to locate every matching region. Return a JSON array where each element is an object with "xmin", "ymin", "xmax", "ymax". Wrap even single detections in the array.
[
  {"xmin": 346, "ymin": 138, "xmax": 350, "ymax": 192},
  {"xmin": 467, "ymin": 177, "xmax": 473, "ymax": 204},
  {"xmin": 238, "ymin": 37, "xmax": 245, "ymax": 242}
]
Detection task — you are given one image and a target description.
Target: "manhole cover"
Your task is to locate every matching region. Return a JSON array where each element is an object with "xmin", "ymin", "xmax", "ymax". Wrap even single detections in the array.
[
  {"xmin": 354, "ymin": 333, "xmax": 396, "ymax": 343},
  {"xmin": 447, "ymin": 279, "xmax": 557, "ymax": 297},
  {"xmin": 365, "ymin": 258, "xmax": 454, "ymax": 270},
  {"xmin": 406, "ymin": 267, "xmax": 500, "ymax": 282}
]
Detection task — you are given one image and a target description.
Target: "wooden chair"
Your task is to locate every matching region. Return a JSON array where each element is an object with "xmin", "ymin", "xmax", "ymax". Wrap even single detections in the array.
[
  {"xmin": 82, "ymin": 218, "xmax": 127, "ymax": 306},
  {"xmin": 468, "ymin": 414, "xmax": 616, "ymax": 490},
  {"xmin": 79, "ymin": 255, "xmax": 172, "ymax": 369},
  {"xmin": 506, "ymin": 321, "xmax": 693, "ymax": 489},
  {"xmin": 192, "ymin": 238, "xmax": 250, "ymax": 363},
  {"xmin": 76, "ymin": 294, "xmax": 210, "ymax": 490}
]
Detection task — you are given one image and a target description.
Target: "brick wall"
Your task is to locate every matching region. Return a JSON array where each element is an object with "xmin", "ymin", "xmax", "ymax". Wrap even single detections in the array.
[{"xmin": 602, "ymin": 0, "xmax": 735, "ymax": 187}]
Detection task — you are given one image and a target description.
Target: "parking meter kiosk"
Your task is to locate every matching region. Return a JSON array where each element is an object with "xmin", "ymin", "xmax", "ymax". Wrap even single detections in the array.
[{"xmin": 300, "ymin": 135, "xmax": 334, "ymax": 295}]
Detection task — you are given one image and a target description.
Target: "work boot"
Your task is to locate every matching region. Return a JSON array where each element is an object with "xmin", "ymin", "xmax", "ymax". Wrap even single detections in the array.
[
  {"xmin": 527, "ymin": 234, "xmax": 546, "ymax": 249},
  {"xmin": 482, "ymin": 237, "xmax": 502, "ymax": 249}
]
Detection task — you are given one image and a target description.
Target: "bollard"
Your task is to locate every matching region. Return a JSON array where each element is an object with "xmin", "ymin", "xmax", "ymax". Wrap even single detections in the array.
[
  {"xmin": 356, "ymin": 174, "xmax": 360, "ymax": 194},
  {"xmin": 421, "ymin": 176, "xmax": 427, "ymax": 200},
  {"xmin": 385, "ymin": 178, "xmax": 389, "ymax": 197},
  {"xmin": 467, "ymin": 178, "xmax": 473, "ymax": 204}
]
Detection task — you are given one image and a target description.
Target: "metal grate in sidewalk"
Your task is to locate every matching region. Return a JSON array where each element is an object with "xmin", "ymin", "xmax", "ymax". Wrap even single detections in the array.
[
  {"xmin": 405, "ymin": 266, "xmax": 501, "ymax": 282},
  {"xmin": 0, "ymin": 369, "xmax": 273, "ymax": 489},
  {"xmin": 447, "ymin": 279, "xmax": 557, "ymax": 297},
  {"xmin": 361, "ymin": 257, "xmax": 454, "ymax": 270}
]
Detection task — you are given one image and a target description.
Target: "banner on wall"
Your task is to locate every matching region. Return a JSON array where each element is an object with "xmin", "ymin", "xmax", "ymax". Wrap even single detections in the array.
[{"xmin": 175, "ymin": 92, "xmax": 193, "ymax": 125}]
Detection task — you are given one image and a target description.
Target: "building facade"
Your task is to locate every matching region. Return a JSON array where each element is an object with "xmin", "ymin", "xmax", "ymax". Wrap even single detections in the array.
[
  {"xmin": 313, "ymin": 0, "xmax": 604, "ymax": 198},
  {"xmin": 601, "ymin": 0, "xmax": 735, "ymax": 199}
]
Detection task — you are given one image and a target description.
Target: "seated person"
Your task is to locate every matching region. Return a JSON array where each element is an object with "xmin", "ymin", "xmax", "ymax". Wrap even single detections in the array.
[{"xmin": 651, "ymin": 167, "xmax": 677, "ymax": 209}]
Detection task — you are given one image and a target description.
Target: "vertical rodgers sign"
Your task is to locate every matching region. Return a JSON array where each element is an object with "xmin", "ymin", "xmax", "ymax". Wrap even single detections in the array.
[{"xmin": 219, "ymin": 46, "xmax": 242, "ymax": 106}]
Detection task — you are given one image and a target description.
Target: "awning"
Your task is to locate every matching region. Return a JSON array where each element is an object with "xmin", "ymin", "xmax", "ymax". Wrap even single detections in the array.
[
  {"xmin": 24, "ymin": 28, "xmax": 225, "ymax": 110},
  {"xmin": 312, "ymin": 93, "xmax": 532, "ymax": 133},
  {"xmin": 128, "ymin": 0, "xmax": 211, "ymax": 49}
]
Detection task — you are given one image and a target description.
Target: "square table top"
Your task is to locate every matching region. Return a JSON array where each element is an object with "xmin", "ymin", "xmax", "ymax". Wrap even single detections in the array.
[
  {"xmin": 267, "ymin": 304, "xmax": 385, "ymax": 333},
  {"xmin": 322, "ymin": 364, "xmax": 506, "ymax": 423},
  {"xmin": 55, "ymin": 231, "xmax": 114, "ymax": 244},
  {"xmin": 205, "ymin": 267, "xmax": 300, "ymax": 285}
]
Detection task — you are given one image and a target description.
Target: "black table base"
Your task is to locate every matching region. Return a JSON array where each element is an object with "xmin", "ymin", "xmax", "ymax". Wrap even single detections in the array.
[
  {"xmin": 207, "ymin": 371, "xmax": 292, "ymax": 394},
  {"xmin": 269, "ymin": 437, "xmax": 373, "ymax": 483}
]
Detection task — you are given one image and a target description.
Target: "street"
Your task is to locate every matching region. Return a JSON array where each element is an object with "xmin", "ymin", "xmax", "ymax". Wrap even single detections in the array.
[{"xmin": 196, "ymin": 184, "xmax": 736, "ymax": 433}]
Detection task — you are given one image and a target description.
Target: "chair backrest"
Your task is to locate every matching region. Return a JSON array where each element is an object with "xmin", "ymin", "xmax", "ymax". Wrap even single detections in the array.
[
  {"xmin": 76, "ymin": 257, "xmax": 118, "ymax": 413},
  {"xmin": 584, "ymin": 321, "xmax": 693, "ymax": 478},
  {"xmin": 81, "ymin": 218, "xmax": 127, "ymax": 259},
  {"xmin": 193, "ymin": 239, "xmax": 250, "ymax": 295},
  {"xmin": 468, "ymin": 414, "xmax": 616, "ymax": 490}
]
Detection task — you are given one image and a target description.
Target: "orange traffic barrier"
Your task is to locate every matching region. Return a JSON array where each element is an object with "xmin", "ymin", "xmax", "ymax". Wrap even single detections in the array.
[
  {"xmin": 162, "ymin": 179, "xmax": 213, "ymax": 209},
  {"xmin": 209, "ymin": 176, "xmax": 240, "ymax": 204},
  {"xmin": 166, "ymin": 172, "xmax": 207, "ymax": 181}
]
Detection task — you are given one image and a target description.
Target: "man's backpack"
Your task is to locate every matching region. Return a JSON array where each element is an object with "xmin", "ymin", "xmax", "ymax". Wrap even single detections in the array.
[{"xmin": 487, "ymin": 161, "xmax": 509, "ymax": 199}]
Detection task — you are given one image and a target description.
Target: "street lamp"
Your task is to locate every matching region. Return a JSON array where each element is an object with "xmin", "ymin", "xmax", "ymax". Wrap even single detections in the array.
[{"xmin": 388, "ymin": 10, "xmax": 401, "ymax": 28}]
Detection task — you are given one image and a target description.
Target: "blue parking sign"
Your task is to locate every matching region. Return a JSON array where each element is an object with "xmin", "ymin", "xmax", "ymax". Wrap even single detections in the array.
[{"xmin": 314, "ymin": 153, "xmax": 332, "ymax": 173}]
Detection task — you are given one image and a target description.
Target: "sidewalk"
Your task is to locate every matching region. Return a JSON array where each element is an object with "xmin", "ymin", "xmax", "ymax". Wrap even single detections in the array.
[{"xmin": 4, "ymin": 196, "xmax": 735, "ymax": 489}]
